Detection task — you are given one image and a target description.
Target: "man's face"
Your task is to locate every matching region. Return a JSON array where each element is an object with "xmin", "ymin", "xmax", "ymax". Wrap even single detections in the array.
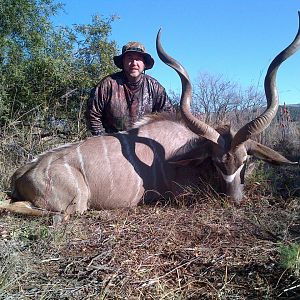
[{"xmin": 123, "ymin": 52, "xmax": 145, "ymax": 81}]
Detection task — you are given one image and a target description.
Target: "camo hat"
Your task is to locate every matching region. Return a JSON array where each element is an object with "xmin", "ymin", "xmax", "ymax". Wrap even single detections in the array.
[{"xmin": 113, "ymin": 41, "xmax": 154, "ymax": 70}]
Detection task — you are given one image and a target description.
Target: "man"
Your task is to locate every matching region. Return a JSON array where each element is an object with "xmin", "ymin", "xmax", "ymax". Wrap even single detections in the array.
[{"xmin": 86, "ymin": 41, "xmax": 172, "ymax": 135}]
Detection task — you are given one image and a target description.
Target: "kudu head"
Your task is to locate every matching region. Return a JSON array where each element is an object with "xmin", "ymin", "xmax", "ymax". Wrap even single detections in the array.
[{"xmin": 156, "ymin": 12, "xmax": 300, "ymax": 204}]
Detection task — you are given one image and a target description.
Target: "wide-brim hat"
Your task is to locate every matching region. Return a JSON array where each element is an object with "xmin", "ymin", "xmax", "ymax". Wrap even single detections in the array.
[{"xmin": 113, "ymin": 41, "xmax": 154, "ymax": 70}]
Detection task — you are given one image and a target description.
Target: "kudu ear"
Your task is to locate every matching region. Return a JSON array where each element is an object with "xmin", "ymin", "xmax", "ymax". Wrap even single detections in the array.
[
  {"xmin": 169, "ymin": 155, "xmax": 209, "ymax": 167},
  {"xmin": 246, "ymin": 140, "xmax": 298, "ymax": 165},
  {"xmin": 167, "ymin": 140, "xmax": 211, "ymax": 167}
]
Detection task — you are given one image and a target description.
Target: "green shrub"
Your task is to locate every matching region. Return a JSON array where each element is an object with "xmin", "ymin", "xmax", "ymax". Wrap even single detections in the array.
[{"xmin": 279, "ymin": 243, "xmax": 300, "ymax": 276}]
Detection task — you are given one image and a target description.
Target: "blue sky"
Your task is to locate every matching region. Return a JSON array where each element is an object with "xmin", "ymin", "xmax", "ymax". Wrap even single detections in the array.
[{"xmin": 53, "ymin": 0, "xmax": 300, "ymax": 105}]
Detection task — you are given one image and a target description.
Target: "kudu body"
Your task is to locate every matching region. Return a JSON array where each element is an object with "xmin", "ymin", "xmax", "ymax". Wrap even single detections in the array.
[{"xmin": 2, "ymin": 14, "xmax": 300, "ymax": 216}]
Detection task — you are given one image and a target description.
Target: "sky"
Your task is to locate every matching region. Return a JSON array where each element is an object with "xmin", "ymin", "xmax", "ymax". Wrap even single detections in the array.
[{"xmin": 53, "ymin": 0, "xmax": 300, "ymax": 105}]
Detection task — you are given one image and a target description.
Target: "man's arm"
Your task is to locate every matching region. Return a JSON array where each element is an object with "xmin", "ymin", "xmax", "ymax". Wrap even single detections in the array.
[{"xmin": 86, "ymin": 85, "xmax": 106, "ymax": 136}]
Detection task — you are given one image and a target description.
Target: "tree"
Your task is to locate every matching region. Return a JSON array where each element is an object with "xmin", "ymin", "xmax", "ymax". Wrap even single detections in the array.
[
  {"xmin": 192, "ymin": 72, "xmax": 265, "ymax": 129},
  {"xmin": 0, "ymin": 0, "xmax": 118, "ymax": 134},
  {"xmin": 0, "ymin": 0, "xmax": 62, "ymax": 120}
]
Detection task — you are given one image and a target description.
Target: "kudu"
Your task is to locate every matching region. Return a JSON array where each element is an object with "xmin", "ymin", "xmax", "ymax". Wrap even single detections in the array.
[{"xmin": 1, "ymin": 14, "xmax": 300, "ymax": 216}]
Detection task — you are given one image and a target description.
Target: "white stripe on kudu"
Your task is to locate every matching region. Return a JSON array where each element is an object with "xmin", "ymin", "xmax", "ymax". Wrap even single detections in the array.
[{"xmin": 221, "ymin": 164, "xmax": 245, "ymax": 183}]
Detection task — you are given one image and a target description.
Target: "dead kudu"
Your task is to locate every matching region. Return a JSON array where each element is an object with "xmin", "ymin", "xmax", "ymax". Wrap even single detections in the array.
[{"xmin": 2, "ymin": 15, "xmax": 300, "ymax": 216}]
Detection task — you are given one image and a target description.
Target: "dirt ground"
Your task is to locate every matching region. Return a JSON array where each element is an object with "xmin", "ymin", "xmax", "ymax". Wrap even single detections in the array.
[{"xmin": 1, "ymin": 183, "xmax": 299, "ymax": 300}]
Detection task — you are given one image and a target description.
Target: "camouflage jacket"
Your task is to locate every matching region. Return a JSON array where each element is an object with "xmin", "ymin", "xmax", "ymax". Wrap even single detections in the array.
[{"xmin": 86, "ymin": 71, "xmax": 172, "ymax": 135}]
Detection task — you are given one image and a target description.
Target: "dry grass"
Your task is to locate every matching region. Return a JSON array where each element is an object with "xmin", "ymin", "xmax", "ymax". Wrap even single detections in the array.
[{"xmin": 1, "ymin": 188, "xmax": 300, "ymax": 299}]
